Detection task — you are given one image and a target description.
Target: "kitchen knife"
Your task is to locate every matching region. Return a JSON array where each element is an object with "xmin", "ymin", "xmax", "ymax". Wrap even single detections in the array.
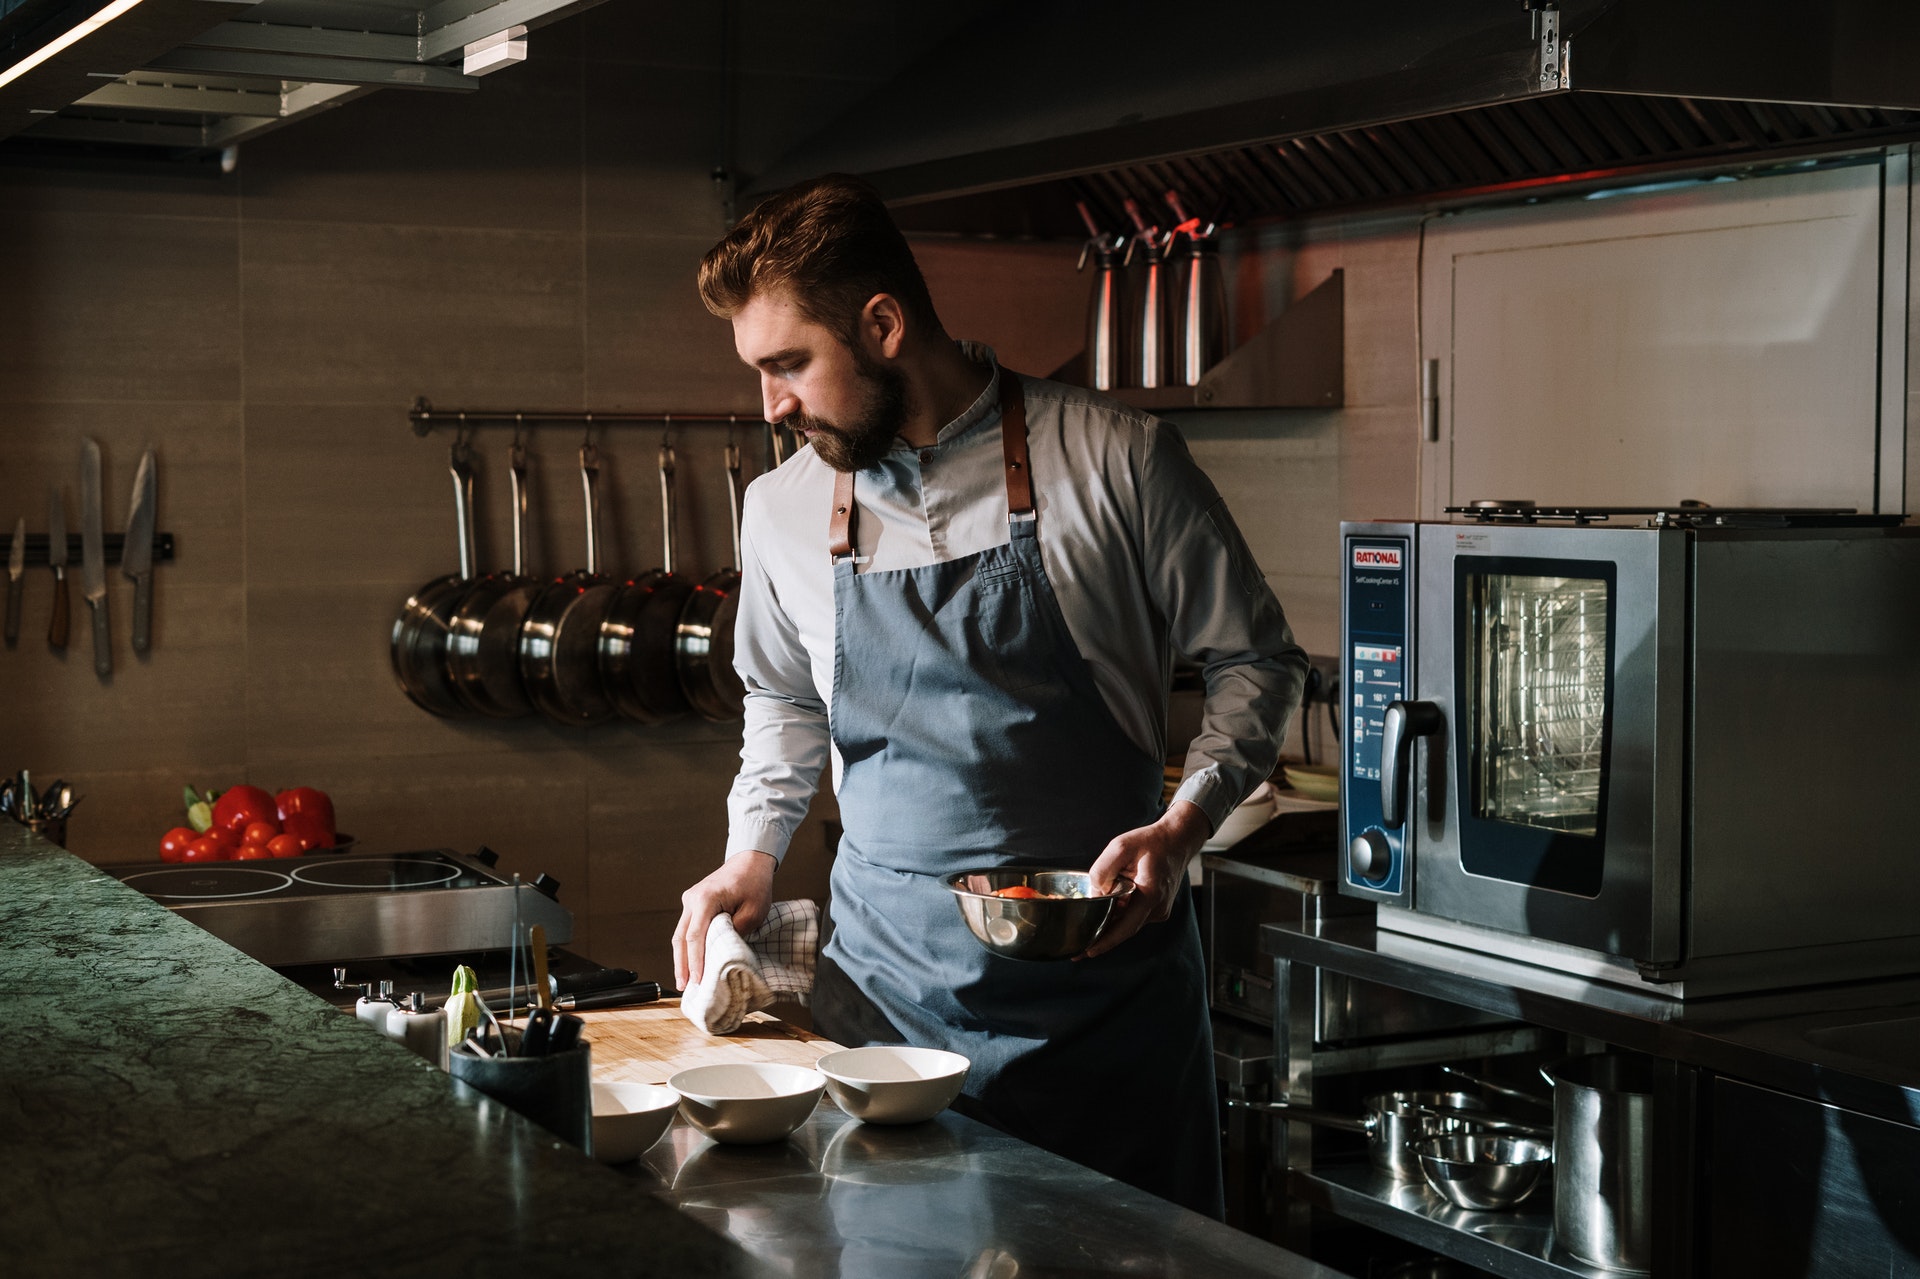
[
  {"xmin": 47, "ymin": 488, "xmax": 68, "ymax": 650},
  {"xmin": 80, "ymin": 439, "xmax": 109, "ymax": 677},
  {"xmin": 556, "ymin": 982, "xmax": 667, "ymax": 1012},
  {"xmin": 123, "ymin": 449, "xmax": 156, "ymax": 654},
  {"xmin": 5, "ymin": 517, "xmax": 21, "ymax": 646},
  {"xmin": 530, "ymin": 924, "xmax": 553, "ymax": 1010}
]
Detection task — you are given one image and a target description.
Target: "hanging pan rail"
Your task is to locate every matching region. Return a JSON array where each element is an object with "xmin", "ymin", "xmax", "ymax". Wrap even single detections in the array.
[{"xmin": 411, "ymin": 398, "xmax": 770, "ymax": 436}]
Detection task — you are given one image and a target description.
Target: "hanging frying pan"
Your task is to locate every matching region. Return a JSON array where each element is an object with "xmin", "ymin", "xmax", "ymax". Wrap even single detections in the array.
[
  {"xmin": 390, "ymin": 442, "xmax": 478, "ymax": 717},
  {"xmin": 598, "ymin": 444, "xmax": 693, "ymax": 723},
  {"xmin": 447, "ymin": 440, "xmax": 538, "ymax": 718},
  {"xmin": 675, "ymin": 442, "xmax": 746, "ymax": 722},
  {"xmin": 518, "ymin": 444, "xmax": 619, "ymax": 726}
]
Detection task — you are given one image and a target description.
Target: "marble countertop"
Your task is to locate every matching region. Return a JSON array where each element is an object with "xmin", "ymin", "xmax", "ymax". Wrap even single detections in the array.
[
  {"xmin": 1, "ymin": 824, "xmax": 1337, "ymax": 1278},
  {"xmin": 0, "ymin": 825, "xmax": 760, "ymax": 1278}
]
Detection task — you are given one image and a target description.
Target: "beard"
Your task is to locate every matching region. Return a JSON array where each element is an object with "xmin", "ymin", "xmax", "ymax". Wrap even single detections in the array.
[{"xmin": 789, "ymin": 352, "xmax": 910, "ymax": 473}]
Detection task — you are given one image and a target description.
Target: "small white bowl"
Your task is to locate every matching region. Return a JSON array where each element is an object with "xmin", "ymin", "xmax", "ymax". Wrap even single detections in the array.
[
  {"xmin": 668, "ymin": 1062, "xmax": 827, "ymax": 1145},
  {"xmin": 815, "ymin": 1045, "xmax": 970, "ymax": 1125},
  {"xmin": 590, "ymin": 1081, "xmax": 679, "ymax": 1164}
]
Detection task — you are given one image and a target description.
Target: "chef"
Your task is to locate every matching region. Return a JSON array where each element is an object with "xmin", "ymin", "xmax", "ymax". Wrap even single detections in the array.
[{"xmin": 671, "ymin": 174, "xmax": 1306, "ymax": 1217}]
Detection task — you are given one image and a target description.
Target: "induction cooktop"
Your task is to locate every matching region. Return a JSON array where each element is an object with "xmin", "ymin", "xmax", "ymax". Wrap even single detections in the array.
[{"xmin": 106, "ymin": 848, "xmax": 572, "ymax": 966}]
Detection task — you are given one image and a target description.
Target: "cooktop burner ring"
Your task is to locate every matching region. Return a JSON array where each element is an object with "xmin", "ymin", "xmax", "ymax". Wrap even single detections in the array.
[
  {"xmin": 289, "ymin": 856, "xmax": 463, "ymax": 891},
  {"xmin": 120, "ymin": 867, "xmax": 295, "ymax": 900}
]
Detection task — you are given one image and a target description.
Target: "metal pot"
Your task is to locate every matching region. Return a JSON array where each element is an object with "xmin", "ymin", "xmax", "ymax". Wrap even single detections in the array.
[
  {"xmin": 390, "ymin": 443, "xmax": 478, "ymax": 717},
  {"xmin": 597, "ymin": 445, "xmax": 693, "ymax": 723},
  {"xmin": 518, "ymin": 445, "xmax": 619, "ymax": 726},
  {"xmin": 446, "ymin": 442, "xmax": 539, "ymax": 718},
  {"xmin": 1542, "ymin": 1053, "xmax": 1657, "ymax": 1273},
  {"xmin": 1229, "ymin": 1090, "xmax": 1490, "ymax": 1180},
  {"xmin": 674, "ymin": 441, "xmax": 746, "ymax": 722}
]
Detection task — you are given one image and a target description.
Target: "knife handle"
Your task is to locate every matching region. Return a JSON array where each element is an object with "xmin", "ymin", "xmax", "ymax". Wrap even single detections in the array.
[
  {"xmin": 132, "ymin": 574, "xmax": 151, "ymax": 654},
  {"xmin": 90, "ymin": 596, "xmax": 111, "ymax": 677},
  {"xmin": 49, "ymin": 571, "xmax": 69, "ymax": 650},
  {"xmin": 4, "ymin": 577, "xmax": 19, "ymax": 645}
]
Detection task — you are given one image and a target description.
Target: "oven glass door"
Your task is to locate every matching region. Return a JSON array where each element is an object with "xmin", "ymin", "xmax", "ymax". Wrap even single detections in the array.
[{"xmin": 1456, "ymin": 556, "xmax": 1616, "ymax": 896}]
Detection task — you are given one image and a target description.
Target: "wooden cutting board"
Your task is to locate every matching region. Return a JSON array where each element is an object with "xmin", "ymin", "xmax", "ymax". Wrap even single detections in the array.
[{"xmin": 578, "ymin": 998, "xmax": 844, "ymax": 1084}]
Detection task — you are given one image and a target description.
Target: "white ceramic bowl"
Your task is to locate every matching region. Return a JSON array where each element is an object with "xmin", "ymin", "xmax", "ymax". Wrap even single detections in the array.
[
  {"xmin": 590, "ymin": 1081, "xmax": 679, "ymax": 1164},
  {"xmin": 668, "ymin": 1062, "xmax": 827, "ymax": 1145},
  {"xmin": 815, "ymin": 1045, "xmax": 971, "ymax": 1125},
  {"xmin": 1203, "ymin": 781, "xmax": 1279, "ymax": 850}
]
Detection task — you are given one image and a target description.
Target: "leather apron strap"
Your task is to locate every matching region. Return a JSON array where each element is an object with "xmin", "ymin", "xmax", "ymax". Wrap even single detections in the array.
[{"xmin": 828, "ymin": 371, "xmax": 1031, "ymax": 562}]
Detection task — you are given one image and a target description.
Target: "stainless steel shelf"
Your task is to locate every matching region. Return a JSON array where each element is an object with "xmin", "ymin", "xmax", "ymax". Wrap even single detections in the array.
[{"xmin": 1291, "ymin": 1163, "xmax": 1615, "ymax": 1279}]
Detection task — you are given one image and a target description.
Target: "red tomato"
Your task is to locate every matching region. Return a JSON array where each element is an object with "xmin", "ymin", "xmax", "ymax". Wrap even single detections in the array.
[
  {"xmin": 202, "ymin": 823, "xmax": 241, "ymax": 848},
  {"xmin": 241, "ymin": 820, "xmax": 280, "ymax": 847},
  {"xmin": 992, "ymin": 885, "xmax": 1042, "ymax": 900},
  {"xmin": 234, "ymin": 843, "xmax": 274, "ymax": 860},
  {"xmin": 212, "ymin": 785, "xmax": 278, "ymax": 836},
  {"xmin": 183, "ymin": 837, "xmax": 229, "ymax": 862},
  {"xmin": 266, "ymin": 834, "xmax": 304, "ymax": 859},
  {"xmin": 159, "ymin": 827, "xmax": 198, "ymax": 863}
]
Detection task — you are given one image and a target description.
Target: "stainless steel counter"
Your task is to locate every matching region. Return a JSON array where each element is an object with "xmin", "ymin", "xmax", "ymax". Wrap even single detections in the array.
[
  {"xmin": 1259, "ymin": 915, "xmax": 1920, "ymax": 1130},
  {"xmin": 617, "ymin": 1096, "xmax": 1346, "ymax": 1279}
]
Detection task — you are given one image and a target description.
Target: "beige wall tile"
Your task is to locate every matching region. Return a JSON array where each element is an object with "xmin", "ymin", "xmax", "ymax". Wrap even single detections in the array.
[
  {"xmin": 583, "ymin": 232, "xmax": 757, "ymax": 417},
  {"xmin": 913, "ymin": 239, "xmax": 1087, "ymax": 378},
  {"xmin": 241, "ymin": 221, "xmax": 585, "ymax": 407},
  {"xmin": 0, "ymin": 211, "xmax": 240, "ymax": 403}
]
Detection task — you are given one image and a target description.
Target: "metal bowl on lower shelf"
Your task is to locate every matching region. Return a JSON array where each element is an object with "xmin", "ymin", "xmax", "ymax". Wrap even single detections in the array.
[
  {"xmin": 1413, "ymin": 1132, "xmax": 1552, "ymax": 1211},
  {"xmin": 943, "ymin": 868, "xmax": 1131, "ymax": 961}
]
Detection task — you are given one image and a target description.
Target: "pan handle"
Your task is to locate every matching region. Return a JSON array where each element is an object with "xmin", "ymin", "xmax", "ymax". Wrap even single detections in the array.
[
  {"xmin": 724, "ymin": 441, "xmax": 742, "ymax": 568},
  {"xmin": 1223, "ymin": 1098, "xmax": 1373, "ymax": 1134},
  {"xmin": 1440, "ymin": 1064, "xmax": 1553, "ymax": 1109},
  {"xmin": 509, "ymin": 442, "xmax": 529, "ymax": 578},
  {"xmin": 659, "ymin": 445, "xmax": 678, "ymax": 575},
  {"xmin": 449, "ymin": 443, "xmax": 476, "ymax": 580},
  {"xmin": 768, "ymin": 422, "xmax": 787, "ymax": 468},
  {"xmin": 579, "ymin": 445, "xmax": 601, "ymax": 576}
]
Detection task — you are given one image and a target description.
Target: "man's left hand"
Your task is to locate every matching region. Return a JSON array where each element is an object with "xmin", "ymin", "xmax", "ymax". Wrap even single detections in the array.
[{"xmin": 1079, "ymin": 800, "xmax": 1213, "ymax": 960}]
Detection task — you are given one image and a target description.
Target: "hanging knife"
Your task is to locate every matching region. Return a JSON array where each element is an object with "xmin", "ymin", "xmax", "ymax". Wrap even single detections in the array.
[
  {"xmin": 5, "ymin": 517, "xmax": 21, "ymax": 646},
  {"xmin": 123, "ymin": 449, "xmax": 156, "ymax": 654},
  {"xmin": 81, "ymin": 438, "xmax": 110, "ymax": 677},
  {"xmin": 47, "ymin": 488, "xmax": 69, "ymax": 650}
]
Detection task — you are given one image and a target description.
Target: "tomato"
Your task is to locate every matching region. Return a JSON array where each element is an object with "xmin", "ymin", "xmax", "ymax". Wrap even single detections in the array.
[
  {"xmin": 183, "ymin": 836, "xmax": 229, "ymax": 863},
  {"xmin": 266, "ymin": 834, "xmax": 304, "ymax": 859},
  {"xmin": 992, "ymin": 885, "xmax": 1042, "ymax": 900},
  {"xmin": 241, "ymin": 820, "xmax": 280, "ymax": 848},
  {"xmin": 234, "ymin": 842, "xmax": 274, "ymax": 860},
  {"xmin": 276, "ymin": 788, "xmax": 336, "ymax": 848},
  {"xmin": 201, "ymin": 823, "xmax": 241, "ymax": 849},
  {"xmin": 159, "ymin": 827, "xmax": 198, "ymax": 863},
  {"xmin": 212, "ymin": 785, "xmax": 278, "ymax": 837}
]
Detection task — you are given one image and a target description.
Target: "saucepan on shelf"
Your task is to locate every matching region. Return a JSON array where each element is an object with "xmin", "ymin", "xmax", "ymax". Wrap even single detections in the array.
[{"xmin": 1227, "ymin": 1089, "xmax": 1502, "ymax": 1181}]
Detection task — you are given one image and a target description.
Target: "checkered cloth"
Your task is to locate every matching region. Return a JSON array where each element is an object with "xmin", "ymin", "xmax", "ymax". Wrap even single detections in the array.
[{"xmin": 680, "ymin": 899, "xmax": 820, "ymax": 1036}]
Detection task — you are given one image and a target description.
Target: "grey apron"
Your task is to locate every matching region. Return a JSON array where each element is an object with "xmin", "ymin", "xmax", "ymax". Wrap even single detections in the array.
[{"xmin": 813, "ymin": 373, "xmax": 1224, "ymax": 1218}]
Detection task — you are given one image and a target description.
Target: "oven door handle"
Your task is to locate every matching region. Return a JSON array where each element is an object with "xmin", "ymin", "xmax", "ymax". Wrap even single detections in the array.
[{"xmin": 1380, "ymin": 700, "xmax": 1442, "ymax": 829}]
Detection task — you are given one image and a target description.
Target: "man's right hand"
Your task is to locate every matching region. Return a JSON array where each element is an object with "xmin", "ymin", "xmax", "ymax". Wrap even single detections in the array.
[{"xmin": 673, "ymin": 850, "xmax": 778, "ymax": 992}]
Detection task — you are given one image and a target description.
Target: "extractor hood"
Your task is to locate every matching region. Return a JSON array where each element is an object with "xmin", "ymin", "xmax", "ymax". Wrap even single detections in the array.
[
  {"xmin": 748, "ymin": 0, "xmax": 1920, "ymax": 235},
  {"xmin": 0, "ymin": 0, "xmax": 609, "ymax": 164}
]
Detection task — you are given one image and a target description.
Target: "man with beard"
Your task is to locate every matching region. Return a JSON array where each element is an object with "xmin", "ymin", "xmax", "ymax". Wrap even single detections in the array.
[{"xmin": 673, "ymin": 174, "xmax": 1306, "ymax": 1218}]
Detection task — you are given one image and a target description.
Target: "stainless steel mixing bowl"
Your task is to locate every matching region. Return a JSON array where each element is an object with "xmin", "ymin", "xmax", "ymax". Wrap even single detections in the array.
[
  {"xmin": 943, "ymin": 869, "xmax": 1131, "ymax": 961},
  {"xmin": 1413, "ymin": 1132, "xmax": 1553, "ymax": 1211}
]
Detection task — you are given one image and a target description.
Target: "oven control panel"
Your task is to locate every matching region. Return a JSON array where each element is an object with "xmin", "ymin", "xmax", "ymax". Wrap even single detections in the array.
[{"xmin": 1341, "ymin": 526, "xmax": 1412, "ymax": 902}]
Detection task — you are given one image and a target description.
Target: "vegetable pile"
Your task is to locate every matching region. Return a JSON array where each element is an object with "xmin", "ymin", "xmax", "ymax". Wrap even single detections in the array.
[{"xmin": 159, "ymin": 785, "xmax": 338, "ymax": 862}]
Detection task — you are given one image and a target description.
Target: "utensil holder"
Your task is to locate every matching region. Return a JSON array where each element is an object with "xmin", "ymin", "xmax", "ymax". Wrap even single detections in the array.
[
  {"xmin": 450, "ymin": 1030, "xmax": 593, "ymax": 1154},
  {"xmin": 15, "ymin": 815, "xmax": 67, "ymax": 847}
]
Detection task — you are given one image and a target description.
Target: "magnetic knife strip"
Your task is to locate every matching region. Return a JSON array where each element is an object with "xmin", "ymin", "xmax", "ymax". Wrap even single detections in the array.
[{"xmin": 12, "ymin": 534, "xmax": 174, "ymax": 567}]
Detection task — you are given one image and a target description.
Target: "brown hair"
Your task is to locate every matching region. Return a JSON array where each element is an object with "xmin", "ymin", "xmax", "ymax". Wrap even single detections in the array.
[{"xmin": 697, "ymin": 173, "xmax": 943, "ymax": 346}]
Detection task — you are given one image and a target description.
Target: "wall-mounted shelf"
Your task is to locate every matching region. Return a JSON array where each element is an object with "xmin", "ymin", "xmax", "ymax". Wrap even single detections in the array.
[{"xmin": 1050, "ymin": 269, "xmax": 1344, "ymax": 411}]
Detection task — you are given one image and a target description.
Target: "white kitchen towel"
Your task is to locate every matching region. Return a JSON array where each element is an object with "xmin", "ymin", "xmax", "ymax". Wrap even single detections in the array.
[{"xmin": 680, "ymin": 899, "xmax": 820, "ymax": 1036}]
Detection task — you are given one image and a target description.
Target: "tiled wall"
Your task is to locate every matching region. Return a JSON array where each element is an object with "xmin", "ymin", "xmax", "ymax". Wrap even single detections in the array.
[{"xmin": 0, "ymin": 2, "xmax": 1427, "ymax": 977}]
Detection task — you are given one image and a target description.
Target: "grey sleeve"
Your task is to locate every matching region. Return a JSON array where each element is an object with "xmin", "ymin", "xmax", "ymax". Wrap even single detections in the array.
[
  {"xmin": 725, "ymin": 506, "xmax": 830, "ymax": 863},
  {"xmin": 1139, "ymin": 421, "xmax": 1309, "ymax": 832}
]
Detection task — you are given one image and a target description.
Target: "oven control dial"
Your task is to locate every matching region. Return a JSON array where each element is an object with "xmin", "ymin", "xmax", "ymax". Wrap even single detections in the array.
[{"xmin": 1348, "ymin": 828, "xmax": 1393, "ymax": 884}]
